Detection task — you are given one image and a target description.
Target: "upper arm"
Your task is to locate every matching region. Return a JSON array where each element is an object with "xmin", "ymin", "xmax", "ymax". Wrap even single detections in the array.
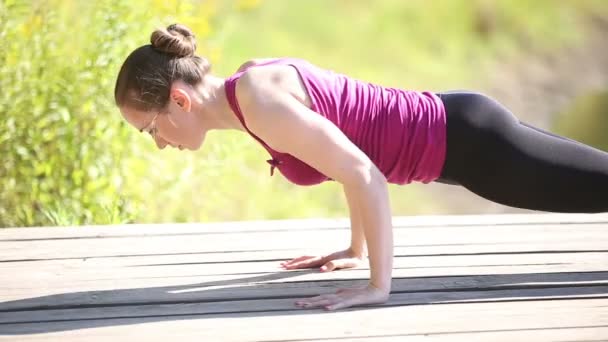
[{"xmin": 236, "ymin": 70, "xmax": 385, "ymax": 188}]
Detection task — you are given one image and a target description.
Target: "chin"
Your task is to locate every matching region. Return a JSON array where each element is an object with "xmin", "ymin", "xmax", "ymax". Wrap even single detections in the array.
[
  {"xmin": 188, "ymin": 142, "xmax": 203, "ymax": 151},
  {"xmin": 193, "ymin": 135, "xmax": 206, "ymax": 151}
]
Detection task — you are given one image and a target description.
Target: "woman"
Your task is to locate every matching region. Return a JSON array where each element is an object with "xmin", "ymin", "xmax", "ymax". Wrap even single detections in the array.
[{"xmin": 115, "ymin": 24, "xmax": 608, "ymax": 311}]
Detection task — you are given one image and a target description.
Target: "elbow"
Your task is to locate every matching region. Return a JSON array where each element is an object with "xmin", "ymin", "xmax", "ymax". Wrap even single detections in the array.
[
  {"xmin": 342, "ymin": 163, "xmax": 386, "ymax": 190},
  {"xmin": 369, "ymin": 166, "xmax": 388, "ymax": 188}
]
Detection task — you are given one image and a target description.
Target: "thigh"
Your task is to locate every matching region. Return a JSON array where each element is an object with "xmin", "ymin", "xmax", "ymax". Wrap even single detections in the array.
[
  {"xmin": 437, "ymin": 91, "xmax": 517, "ymax": 183},
  {"xmin": 464, "ymin": 121, "xmax": 608, "ymax": 212},
  {"xmin": 437, "ymin": 91, "xmax": 608, "ymax": 213}
]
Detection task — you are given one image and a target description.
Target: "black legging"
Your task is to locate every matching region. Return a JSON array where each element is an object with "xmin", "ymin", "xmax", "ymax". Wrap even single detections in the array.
[{"xmin": 434, "ymin": 91, "xmax": 608, "ymax": 213}]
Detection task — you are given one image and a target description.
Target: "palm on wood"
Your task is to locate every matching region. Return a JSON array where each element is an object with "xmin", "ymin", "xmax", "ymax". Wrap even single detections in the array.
[{"xmin": 279, "ymin": 248, "xmax": 366, "ymax": 272}]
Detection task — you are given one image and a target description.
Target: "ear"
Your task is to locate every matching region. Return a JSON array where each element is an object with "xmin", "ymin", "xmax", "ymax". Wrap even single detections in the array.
[{"xmin": 169, "ymin": 84, "xmax": 192, "ymax": 112}]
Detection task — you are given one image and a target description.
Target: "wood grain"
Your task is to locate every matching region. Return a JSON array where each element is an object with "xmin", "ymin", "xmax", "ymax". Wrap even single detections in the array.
[{"xmin": 1, "ymin": 214, "xmax": 607, "ymax": 341}]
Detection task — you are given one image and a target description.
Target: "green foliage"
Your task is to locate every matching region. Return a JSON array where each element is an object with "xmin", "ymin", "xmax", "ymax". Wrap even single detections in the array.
[
  {"xmin": 0, "ymin": 0, "xmax": 137, "ymax": 226},
  {"xmin": 0, "ymin": 0, "xmax": 259, "ymax": 227},
  {"xmin": 217, "ymin": 0, "xmax": 607, "ymax": 89},
  {"xmin": 553, "ymin": 91, "xmax": 608, "ymax": 152},
  {"xmin": 147, "ymin": 0, "xmax": 607, "ymax": 223},
  {"xmin": 2, "ymin": 0, "xmax": 607, "ymax": 227}
]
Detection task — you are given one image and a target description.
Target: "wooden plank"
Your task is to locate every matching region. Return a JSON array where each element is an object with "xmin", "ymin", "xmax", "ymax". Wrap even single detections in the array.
[
  {"xmin": 2, "ymin": 221, "xmax": 606, "ymax": 246},
  {"xmin": 1, "ymin": 288, "xmax": 607, "ymax": 325},
  {"xmin": 2, "ymin": 213, "xmax": 607, "ymax": 239},
  {"xmin": 2, "ymin": 267, "xmax": 608, "ymax": 311},
  {"xmin": 3, "ymin": 269, "xmax": 607, "ymax": 299},
  {"xmin": 3, "ymin": 228, "xmax": 608, "ymax": 263},
  {"xmin": 1, "ymin": 215, "xmax": 606, "ymax": 341},
  {"xmin": 1, "ymin": 269, "xmax": 607, "ymax": 311},
  {"xmin": 3, "ymin": 249, "xmax": 606, "ymax": 277},
  {"xmin": 1, "ymin": 248, "xmax": 607, "ymax": 285},
  {"xmin": 2, "ymin": 249, "xmax": 606, "ymax": 301},
  {"xmin": 0, "ymin": 299, "xmax": 606, "ymax": 340},
  {"xmin": 2, "ymin": 270, "xmax": 607, "ymax": 321},
  {"xmin": 2, "ymin": 247, "xmax": 606, "ymax": 271},
  {"xmin": 3, "ymin": 240, "xmax": 608, "ymax": 266},
  {"xmin": 2, "ymin": 251, "xmax": 607, "ymax": 298},
  {"xmin": 305, "ymin": 328, "xmax": 608, "ymax": 342},
  {"xmin": 4, "ymin": 325, "xmax": 607, "ymax": 342},
  {"xmin": 274, "ymin": 327, "xmax": 608, "ymax": 342},
  {"xmin": 2, "ymin": 224, "xmax": 607, "ymax": 261}
]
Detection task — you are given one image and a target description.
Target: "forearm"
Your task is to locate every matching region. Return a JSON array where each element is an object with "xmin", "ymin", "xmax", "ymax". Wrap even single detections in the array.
[
  {"xmin": 343, "ymin": 172, "xmax": 393, "ymax": 291},
  {"xmin": 343, "ymin": 186, "xmax": 367, "ymax": 257}
]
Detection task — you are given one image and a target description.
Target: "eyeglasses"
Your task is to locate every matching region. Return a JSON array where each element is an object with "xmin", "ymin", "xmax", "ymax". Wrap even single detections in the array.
[{"xmin": 139, "ymin": 112, "xmax": 160, "ymax": 140}]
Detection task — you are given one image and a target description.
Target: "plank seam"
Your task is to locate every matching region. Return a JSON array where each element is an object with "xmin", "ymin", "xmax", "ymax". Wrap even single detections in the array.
[{"xmin": 1, "ymin": 285, "xmax": 607, "ymax": 313}]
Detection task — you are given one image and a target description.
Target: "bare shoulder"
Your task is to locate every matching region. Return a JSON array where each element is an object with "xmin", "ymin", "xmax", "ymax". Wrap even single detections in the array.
[
  {"xmin": 236, "ymin": 58, "xmax": 278, "ymax": 72},
  {"xmin": 238, "ymin": 64, "xmax": 274, "ymax": 87},
  {"xmin": 235, "ymin": 65, "xmax": 379, "ymax": 187},
  {"xmin": 232, "ymin": 67, "xmax": 284, "ymax": 129},
  {"xmin": 236, "ymin": 64, "xmax": 301, "ymax": 103},
  {"xmin": 234, "ymin": 66, "xmax": 277, "ymax": 104},
  {"xmin": 237, "ymin": 64, "xmax": 312, "ymax": 113}
]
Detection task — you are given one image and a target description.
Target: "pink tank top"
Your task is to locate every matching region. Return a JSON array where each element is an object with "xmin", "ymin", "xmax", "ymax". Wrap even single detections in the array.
[{"xmin": 224, "ymin": 58, "xmax": 446, "ymax": 186}]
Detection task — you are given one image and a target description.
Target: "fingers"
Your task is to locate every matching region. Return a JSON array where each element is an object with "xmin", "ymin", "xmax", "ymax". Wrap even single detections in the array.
[
  {"xmin": 280, "ymin": 254, "xmax": 363, "ymax": 271},
  {"xmin": 320, "ymin": 258, "xmax": 360, "ymax": 272},
  {"xmin": 295, "ymin": 287, "xmax": 389, "ymax": 311},
  {"xmin": 287, "ymin": 255, "xmax": 313, "ymax": 263},
  {"xmin": 281, "ymin": 255, "xmax": 312, "ymax": 266},
  {"xmin": 295, "ymin": 297, "xmax": 333, "ymax": 309},
  {"xmin": 295, "ymin": 293, "xmax": 357, "ymax": 311},
  {"xmin": 320, "ymin": 260, "xmax": 337, "ymax": 272},
  {"xmin": 280, "ymin": 255, "xmax": 323, "ymax": 270},
  {"xmin": 295, "ymin": 294, "xmax": 339, "ymax": 309},
  {"xmin": 324, "ymin": 299, "xmax": 352, "ymax": 311},
  {"xmin": 280, "ymin": 255, "xmax": 312, "ymax": 268}
]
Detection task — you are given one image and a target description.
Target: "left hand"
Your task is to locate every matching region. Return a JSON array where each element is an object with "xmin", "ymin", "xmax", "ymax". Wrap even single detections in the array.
[
  {"xmin": 280, "ymin": 248, "xmax": 366, "ymax": 272},
  {"xmin": 294, "ymin": 284, "xmax": 390, "ymax": 311}
]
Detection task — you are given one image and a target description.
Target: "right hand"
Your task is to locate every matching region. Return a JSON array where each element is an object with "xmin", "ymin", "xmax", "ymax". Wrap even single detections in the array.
[{"xmin": 280, "ymin": 248, "xmax": 367, "ymax": 272}]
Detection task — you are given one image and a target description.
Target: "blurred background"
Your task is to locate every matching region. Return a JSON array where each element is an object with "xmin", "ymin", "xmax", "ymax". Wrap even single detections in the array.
[{"xmin": 2, "ymin": 0, "xmax": 608, "ymax": 227}]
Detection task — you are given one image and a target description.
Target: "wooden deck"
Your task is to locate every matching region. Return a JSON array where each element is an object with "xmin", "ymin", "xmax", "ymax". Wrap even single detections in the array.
[{"xmin": 1, "ymin": 213, "xmax": 607, "ymax": 341}]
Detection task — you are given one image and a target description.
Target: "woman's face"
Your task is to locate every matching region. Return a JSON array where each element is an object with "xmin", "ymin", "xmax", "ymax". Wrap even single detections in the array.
[
  {"xmin": 120, "ymin": 103, "xmax": 206, "ymax": 151},
  {"xmin": 120, "ymin": 85, "xmax": 206, "ymax": 151}
]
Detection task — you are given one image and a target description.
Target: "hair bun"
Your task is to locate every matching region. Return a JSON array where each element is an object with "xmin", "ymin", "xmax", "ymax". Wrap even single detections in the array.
[{"xmin": 150, "ymin": 24, "xmax": 197, "ymax": 58}]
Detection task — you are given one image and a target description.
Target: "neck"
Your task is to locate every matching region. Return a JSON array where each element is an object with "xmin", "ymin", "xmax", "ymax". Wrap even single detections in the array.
[{"xmin": 195, "ymin": 74, "xmax": 245, "ymax": 132}]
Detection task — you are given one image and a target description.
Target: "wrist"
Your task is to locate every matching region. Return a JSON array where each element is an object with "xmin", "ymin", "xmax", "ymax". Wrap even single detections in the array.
[
  {"xmin": 368, "ymin": 281, "xmax": 391, "ymax": 297},
  {"xmin": 369, "ymin": 273, "xmax": 392, "ymax": 293},
  {"xmin": 347, "ymin": 245, "xmax": 367, "ymax": 259}
]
